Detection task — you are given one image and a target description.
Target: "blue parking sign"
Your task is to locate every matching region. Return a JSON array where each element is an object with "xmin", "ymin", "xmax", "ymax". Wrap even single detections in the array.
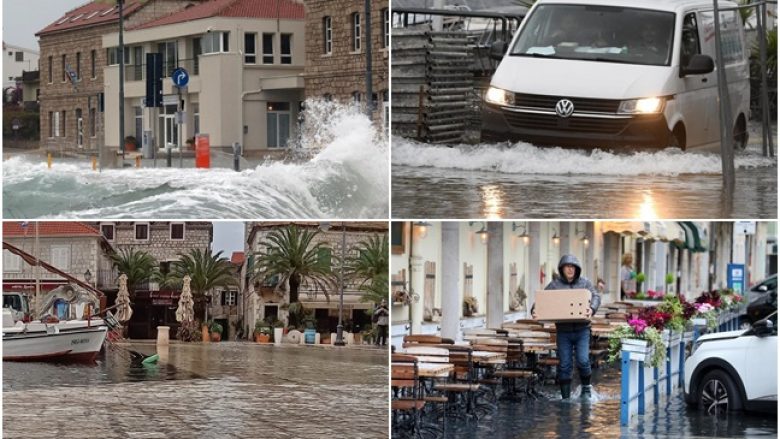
[{"xmin": 727, "ymin": 263, "xmax": 745, "ymax": 293}]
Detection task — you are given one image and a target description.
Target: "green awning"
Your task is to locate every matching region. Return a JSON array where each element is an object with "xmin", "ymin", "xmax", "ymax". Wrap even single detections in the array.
[{"xmin": 675, "ymin": 222, "xmax": 706, "ymax": 252}]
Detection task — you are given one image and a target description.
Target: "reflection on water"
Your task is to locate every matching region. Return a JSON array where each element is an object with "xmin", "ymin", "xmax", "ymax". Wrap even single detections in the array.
[
  {"xmin": 392, "ymin": 132, "xmax": 777, "ymax": 219},
  {"xmin": 481, "ymin": 185, "xmax": 506, "ymax": 219},
  {"xmin": 449, "ymin": 367, "xmax": 777, "ymax": 438},
  {"xmin": 638, "ymin": 192, "xmax": 659, "ymax": 220}
]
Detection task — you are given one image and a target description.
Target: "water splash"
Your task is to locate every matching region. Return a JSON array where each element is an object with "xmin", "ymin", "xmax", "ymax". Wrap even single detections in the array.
[
  {"xmin": 3, "ymin": 101, "xmax": 388, "ymax": 219},
  {"xmin": 392, "ymin": 136, "xmax": 775, "ymax": 176}
]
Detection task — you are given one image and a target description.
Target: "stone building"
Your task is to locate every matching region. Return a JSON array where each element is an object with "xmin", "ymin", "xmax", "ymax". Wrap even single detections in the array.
[
  {"xmin": 2, "ymin": 222, "xmax": 114, "ymax": 299},
  {"xmin": 36, "ymin": 0, "xmax": 201, "ymax": 153},
  {"xmin": 303, "ymin": 0, "xmax": 389, "ymax": 126},
  {"xmin": 208, "ymin": 251, "xmax": 245, "ymax": 340},
  {"xmin": 243, "ymin": 221, "xmax": 388, "ymax": 340},
  {"xmin": 101, "ymin": 0, "xmax": 306, "ymax": 155},
  {"xmin": 90, "ymin": 221, "xmax": 213, "ymax": 339}
]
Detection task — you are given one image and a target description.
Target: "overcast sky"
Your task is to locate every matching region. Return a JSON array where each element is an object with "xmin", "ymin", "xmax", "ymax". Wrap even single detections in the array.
[
  {"xmin": 212, "ymin": 222, "xmax": 245, "ymax": 257},
  {"xmin": 3, "ymin": 0, "xmax": 87, "ymax": 50}
]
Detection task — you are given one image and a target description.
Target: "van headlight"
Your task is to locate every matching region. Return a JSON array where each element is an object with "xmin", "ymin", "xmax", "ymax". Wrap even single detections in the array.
[
  {"xmin": 618, "ymin": 97, "xmax": 665, "ymax": 114},
  {"xmin": 485, "ymin": 87, "xmax": 513, "ymax": 106}
]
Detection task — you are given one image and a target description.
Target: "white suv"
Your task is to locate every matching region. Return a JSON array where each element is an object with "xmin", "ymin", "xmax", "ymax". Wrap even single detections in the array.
[{"xmin": 684, "ymin": 311, "xmax": 777, "ymax": 415}]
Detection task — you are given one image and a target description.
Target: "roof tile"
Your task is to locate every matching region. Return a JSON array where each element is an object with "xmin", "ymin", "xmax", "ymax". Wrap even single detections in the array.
[
  {"xmin": 132, "ymin": 0, "xmax": 304, "ymax": 30},
  {"xmin": 3, "ymin": 222, "xmax": 101, "ymax": 238}
]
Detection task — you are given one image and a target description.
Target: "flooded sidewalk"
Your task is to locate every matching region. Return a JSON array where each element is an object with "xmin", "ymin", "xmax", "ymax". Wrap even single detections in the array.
[
  {"xmin": 446, "ymin": 367, "xmax": 777, "ymax": 439},
  {"xmin": 3, "ymin": 342, "xmax": 389, "ymax": 438}
]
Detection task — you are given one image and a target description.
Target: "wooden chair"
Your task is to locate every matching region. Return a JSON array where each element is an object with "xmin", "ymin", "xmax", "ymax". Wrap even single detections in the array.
[{"xmin": 391, "ymin": 354, "xmax": 425, "ymax": 437}]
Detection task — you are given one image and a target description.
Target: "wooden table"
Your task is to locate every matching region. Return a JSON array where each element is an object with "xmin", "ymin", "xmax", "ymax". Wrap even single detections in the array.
[
  {"xmin": 471, "ymin": 350, "xmax": 507, "ymax": 364},
  {"xmin": 416, "ymin": 362, "xmax": 455, "ymax": 378}
]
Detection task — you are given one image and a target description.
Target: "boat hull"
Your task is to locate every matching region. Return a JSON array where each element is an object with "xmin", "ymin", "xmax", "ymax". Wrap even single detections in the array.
[{"xmin": 3, "ymin": 327, "xmax": 108, "ymax": 362}]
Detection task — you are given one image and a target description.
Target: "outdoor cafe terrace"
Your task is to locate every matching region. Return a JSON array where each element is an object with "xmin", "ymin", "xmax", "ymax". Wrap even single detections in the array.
[{"xmin": 391, "ymin": 289, "xmax": 751, "ymax": 438}]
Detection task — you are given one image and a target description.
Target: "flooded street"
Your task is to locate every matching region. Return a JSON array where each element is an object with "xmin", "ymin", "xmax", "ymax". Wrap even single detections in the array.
[
  {"xmin": 2, "ymin": 103, "xmax": 388, "ymax": 219},
  {"xmin": 391, "ymin": 125, "xmax": 777, "ymax": 219},
  {"xmin": 448, "ymin": 367, "xmax": 777, "ymax": 439},
  {"xmin": 3, "ymin": 342, "xmax": 389, "ymax": 438}
]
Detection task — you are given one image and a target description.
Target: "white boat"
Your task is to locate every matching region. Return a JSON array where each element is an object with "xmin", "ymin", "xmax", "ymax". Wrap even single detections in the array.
[{"xmin": 2, "ymin": 309, "xmax": 108, "ymax": 362}]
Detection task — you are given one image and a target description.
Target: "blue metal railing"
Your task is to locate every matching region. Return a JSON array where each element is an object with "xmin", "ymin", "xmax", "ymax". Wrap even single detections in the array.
[{"xmin": 620, "ymin": 309, "xmax": 743, "ymax": 427}]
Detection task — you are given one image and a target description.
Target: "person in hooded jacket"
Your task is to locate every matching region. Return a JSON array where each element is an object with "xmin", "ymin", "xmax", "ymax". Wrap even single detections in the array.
[{"xmin": 532, "ymin": 254, "xmax": 601, "ymax": 400}]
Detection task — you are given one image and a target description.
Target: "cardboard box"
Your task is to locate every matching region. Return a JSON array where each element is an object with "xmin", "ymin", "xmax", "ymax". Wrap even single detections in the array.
[{"xmin": 533, "ymin": 289, "xmax": 592, "ymax": 322}]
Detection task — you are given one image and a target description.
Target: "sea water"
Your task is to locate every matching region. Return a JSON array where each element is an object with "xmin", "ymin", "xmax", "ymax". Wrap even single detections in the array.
[
  {"xmin": 3, "ymin": 101, "xmax": 388, "ymax": 219},
  {"xmin": 392, "ymin": 130, "xmax": 777, "ymax": 219}
]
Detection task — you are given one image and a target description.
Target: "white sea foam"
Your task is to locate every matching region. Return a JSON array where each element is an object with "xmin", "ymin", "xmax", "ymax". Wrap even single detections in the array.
[
  {"xmin": 391, "ymin": 136, "xmax": 775, "ymax": 176},
  {"xmin": 3, "ymin": 102, "xmax": 388, "ymax": 219}
]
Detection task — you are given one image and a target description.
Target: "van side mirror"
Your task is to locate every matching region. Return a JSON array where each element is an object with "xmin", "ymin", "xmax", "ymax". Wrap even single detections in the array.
[
  {"xmin": 490, "ymin": 40, "xmax": 509, "ymax": 61},
  {"xmin": 681, "ymin": 54, "xmax": 714, "ymax": 76}
]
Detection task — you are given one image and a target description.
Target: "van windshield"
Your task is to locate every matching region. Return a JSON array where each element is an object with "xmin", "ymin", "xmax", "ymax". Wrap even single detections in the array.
[{"xmin": 510, "ymin": 4, "xmax": 675, "ymax": 66}]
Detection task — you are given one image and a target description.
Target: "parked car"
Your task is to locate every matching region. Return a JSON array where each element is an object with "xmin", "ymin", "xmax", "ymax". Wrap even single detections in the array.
[
  {"xmin": 482, "ymin": 0, "xmax": 750, "ymax": 151},
  {"xmin": 741, "ymin": 274, "xmax": 777, "ymax": 327},
  {"xmin": 684, "ymin": 311, "xmax": 777, "ymax": 415}
]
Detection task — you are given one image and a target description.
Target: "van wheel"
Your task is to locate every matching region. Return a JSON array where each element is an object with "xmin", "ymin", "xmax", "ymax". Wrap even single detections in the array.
[
  {"xmin": 670, "ymin": 125, "xmax": 686, "ymax": 150},
  {"xmin": 698, "ymin": 369, "xmax": 743, "ymax": 416},
  {"xmin": 733, "ymin": 115, "xmax": 748, "ymax": 150}
]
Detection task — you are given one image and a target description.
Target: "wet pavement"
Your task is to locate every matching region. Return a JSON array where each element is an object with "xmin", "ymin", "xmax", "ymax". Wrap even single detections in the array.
[
  {"xmin": 391, "ymin": 123, "xmax": 777, "ymax": 219},
  {"xmin": 3, "ymin": 342, "xmax": 389, "ymax": 438},
  {"xmin": 442, "ymin": 367, "xmax": 777, "ymax": 439}
]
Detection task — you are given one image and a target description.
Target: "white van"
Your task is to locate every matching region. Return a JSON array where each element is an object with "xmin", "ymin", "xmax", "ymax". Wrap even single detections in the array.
[{"xmin": 482, "ymin": 0, "xmax": 750, "ymax": 150}]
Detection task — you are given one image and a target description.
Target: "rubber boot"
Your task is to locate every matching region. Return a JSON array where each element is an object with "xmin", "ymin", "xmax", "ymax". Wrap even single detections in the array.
[
  {"xmin": 560, "ymin": 381, "xmax": 571, "ymax": 400},
  {"xmin": 581, "ymin": 375, "xmax": 592, "ymax": 399}
]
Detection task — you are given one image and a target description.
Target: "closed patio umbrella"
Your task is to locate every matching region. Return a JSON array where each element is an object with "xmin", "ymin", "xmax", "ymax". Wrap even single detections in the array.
[
  {"xmin": 176, "ymin": 275, "xmax": 194, "ymax": 323},
  {"xmin": 115, "ymin": 273, "xmax": 133, "ymax": 323}
]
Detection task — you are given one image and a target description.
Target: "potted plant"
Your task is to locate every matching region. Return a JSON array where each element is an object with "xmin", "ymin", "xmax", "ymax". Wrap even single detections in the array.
[
  {"xmin": 635, "ymin": 272, "xmax": 646, "ymax": 293},
  {"xmin": 273, "ymin": 320, "xmax": 285, "ymax": 345},
  {"xmin": 210, "ymin": 321, "xmax": 223, "ymax": 342},
  {"xmin": 463, "ymin": 297, "xmax": 479, "ymax": 317},
  {"xmin": 607, "ymin": 316, "xmax": 666, "ymax": 368},
  {"xmin": 124, "ymin": 135, "xmax": 139, "ymax": 152},
  {"xmin": 254, "ymin": 322, "xmax": 271, "ymax": 343},
  {"xmin": 665, "ymin": 273, "xmax": 675, "ymax": 294}
]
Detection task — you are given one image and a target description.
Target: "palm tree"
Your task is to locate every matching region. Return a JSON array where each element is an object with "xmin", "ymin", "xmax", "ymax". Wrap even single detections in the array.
[
  {"xmin": 345, "ymin": 234, "xmax": 389, "ymax": 304},
  {"xmin": 251, "ymin": 225, "xmax": 334, "ymax": 326},
  {"xmin": 170, "ymin": 249, "xmax": 237, "ymax": 322},
  {"xmin": 109, "ymin": 248, "xmax": 157, "ymax": 298}
]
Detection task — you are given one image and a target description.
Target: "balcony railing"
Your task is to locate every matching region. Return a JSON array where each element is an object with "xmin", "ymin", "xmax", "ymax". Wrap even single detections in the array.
[{"xmin": 124, "ymin": 58, "xmax": 200, "ymax": 82}]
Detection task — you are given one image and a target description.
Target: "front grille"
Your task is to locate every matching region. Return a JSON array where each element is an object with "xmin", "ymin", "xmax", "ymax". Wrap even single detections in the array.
[
  {"xmin": 502, "ymin": 111, "xmax": 629, "ymax": 135},
  {"xmin": 511, "ymin": 93, "xmax": 621, "ymax": 113}
]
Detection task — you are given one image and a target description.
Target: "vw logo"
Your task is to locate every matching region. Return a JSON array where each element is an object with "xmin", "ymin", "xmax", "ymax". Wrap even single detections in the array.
[{"xmin": 555, "ymin": 99, "xmax": 574, "ymax": 118}]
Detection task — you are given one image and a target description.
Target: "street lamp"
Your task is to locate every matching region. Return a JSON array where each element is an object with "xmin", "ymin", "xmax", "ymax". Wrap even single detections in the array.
[{"xmin": 319, "ymin": 222, "xmax": 346, "ymax": 347}]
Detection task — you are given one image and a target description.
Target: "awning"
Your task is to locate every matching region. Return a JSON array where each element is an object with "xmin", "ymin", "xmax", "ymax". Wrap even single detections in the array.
[
  {"xmin": 602, "ymin": 221, "xmax": 652, "ymax": 236},
  {"xmin": 300, "ymin": 301, "xmax": 373, "ymax": 310},
  {"xmin": 674, "ymin": 222, "xmax": 707, "ymax": 252},
  {"xmin": 601, "ymin": 221, "xmax": 685, "ymax": 242}
]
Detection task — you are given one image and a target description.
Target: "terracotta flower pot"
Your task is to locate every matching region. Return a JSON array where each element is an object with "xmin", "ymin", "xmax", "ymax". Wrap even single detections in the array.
[
  {"xmin": 210, "ymin": 332, "xmax": 221, "ymax": 342},
  {"xmin": 255, "ymin": 333, "xmax": 270, "ymax": 343},
  {"xmin": 202, "ymin": 325, "xmax": 210, "ymax": 342}
]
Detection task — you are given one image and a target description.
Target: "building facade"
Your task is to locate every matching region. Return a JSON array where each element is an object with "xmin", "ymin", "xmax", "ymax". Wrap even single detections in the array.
[
  {"xmin": 390, "ymin": 221, "xmax": 777, "ymax": 348},
  {"xmin": 2, "ymin": 222, "xmax": 114, "ymax": 300},
  {"xmin": 3, "ymin": 42, "xmax": 39, "ymax": 89},
  {"xmin": 303, "ymin": 0, "xmax": 390, "ymax": 126},
  {"xmin": 90, "ymin": 221, "xmax": 213, "ymax": 339},
  {"xmin": 102, "ymin": 0, "xmax": 306, "ymax": 156},
  {"xmin": 243, "ymin": 221, "xmax": 388, "ymax": 339},
  {"xmin": 36, "ymin": 0, "xmax": 199, "ymax": 153}
]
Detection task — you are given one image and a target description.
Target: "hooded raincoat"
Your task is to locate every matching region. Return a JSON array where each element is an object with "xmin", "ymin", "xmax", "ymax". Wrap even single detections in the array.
[{"xmin": 543, "ymin": 255, "xmax": 601, "ymax": 333}]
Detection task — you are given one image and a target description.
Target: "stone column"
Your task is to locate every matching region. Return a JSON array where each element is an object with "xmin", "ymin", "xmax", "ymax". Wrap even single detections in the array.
[
  {"xmin": 528, "ymin": 222, "xmax": 542, "ymax": 310},
  {"xmin": 487, "ymin": 222, "xmax": 504, "ymax": 329},
  {"xmin": 441, "ymin": 222, "xmax": 460, "ymax": 340}
]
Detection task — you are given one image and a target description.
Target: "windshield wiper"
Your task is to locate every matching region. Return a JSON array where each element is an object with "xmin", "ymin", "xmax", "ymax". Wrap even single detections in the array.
[{"xmin": 513, "ymin": 52, "xmax": 558, "ymax": 58}]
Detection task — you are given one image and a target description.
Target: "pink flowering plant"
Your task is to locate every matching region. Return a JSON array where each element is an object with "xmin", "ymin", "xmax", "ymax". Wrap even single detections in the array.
[{"xmin": 607, "ymin": 315, "xmax": 666, "ymax": 368}]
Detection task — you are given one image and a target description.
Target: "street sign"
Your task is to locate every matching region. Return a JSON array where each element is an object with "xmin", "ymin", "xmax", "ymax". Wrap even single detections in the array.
[
  {"xmin": 176, "ymin": 111, "xmax": 186, "ymax": 124},
  {"xmin": 727, "ymin": 263, "xmax": 745, "ymax": 294},
  {"xmin": 171, "ymin": 67, "xmax": 189, "ymax": 88},
  {"xmin": 735, "ymin": 221, "xmax": 756, "ymax": 235}
]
